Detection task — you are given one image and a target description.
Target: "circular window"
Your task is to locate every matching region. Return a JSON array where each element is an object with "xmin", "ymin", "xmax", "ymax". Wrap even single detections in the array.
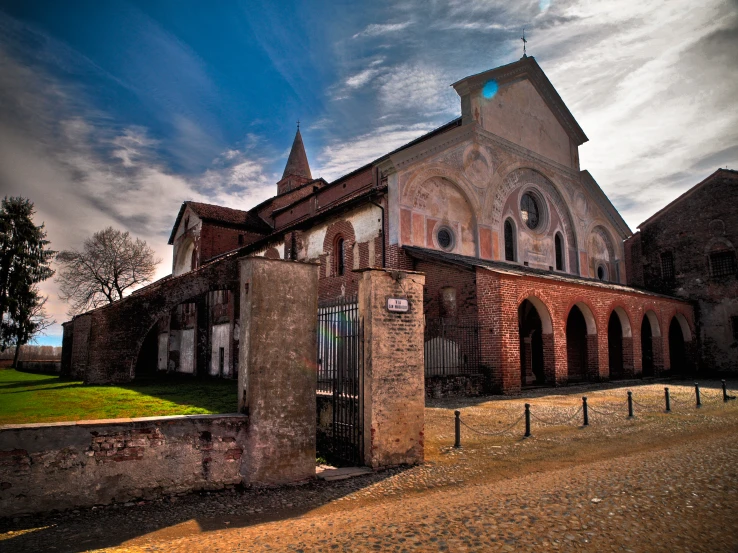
[
  {"xmin": 520, "ymin": 193, "xmax": 540, "ymax": 229},
  {"xmin": 437, "ymin": 227, "xmax": 454, "ymax": 251}
]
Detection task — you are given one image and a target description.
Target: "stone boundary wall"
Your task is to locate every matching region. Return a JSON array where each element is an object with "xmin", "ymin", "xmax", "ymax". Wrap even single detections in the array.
[
  {"xmin": 16, "ymin": 361, "xmax": 61, "ymax": 374},
  {"xmin": 425, "ymin": 374, "xmax": 486, "ymax": 399},
  {"xmin": 0, "ymin": 414, "xmax": 247, "ymax": 516}
]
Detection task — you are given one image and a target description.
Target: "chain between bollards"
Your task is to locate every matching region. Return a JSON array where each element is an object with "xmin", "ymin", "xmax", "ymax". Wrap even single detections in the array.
[
  {"xmin": 695, "ymin": 382, "xmax": 701, "ymax": 408},
  {"xmin": 524, "ymin": 404, "xmax": 531, "ymax": 437},
  {"xmin": 665, "ymin": 387, "xmax": 671, "ymax": 412},
  {"xmin": 581, "ymin": 397, "xmax": 589, "ymax": 426},
  {"xmin": 627, "ymin": 391, "xmax": 634, "ymax": 418},
  {"xmin": 454, "ymin": 410, "xmax": 461, "ymax": 448}
]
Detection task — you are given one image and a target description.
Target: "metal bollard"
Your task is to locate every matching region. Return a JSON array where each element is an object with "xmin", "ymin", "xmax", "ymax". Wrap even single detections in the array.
[
  {"xmin": 582, "ymin": 397, "xmax": 589, "ymax": 426},
  {"xmin": 723, "ymin": 380, "xmax": 729, "ymax": 402},
  {"xmin": 524, "ymin": 404, "xmax": 531, "ymax": 437},
  {"xmin": 695, "ymin": 382, "xmax": 701, "ymax": 408},
  {"xmin": 665, "ymin": 387, "xmax": 671, "ymax": 412},
  {"xmin": 454, "ymin": 410, "xmax": 461, "ymax": 448},
  {"xmin": 627, "ymin": 391, "xmax": 634, "ymax": 418}
]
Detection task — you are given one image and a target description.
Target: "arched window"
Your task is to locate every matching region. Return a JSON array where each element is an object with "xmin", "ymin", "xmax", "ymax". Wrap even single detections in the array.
[
  {"xmin": 504, "ymin": 219, "xmax": 515, "ymax": 262},
  {"xmin": 555, "ymin": 233, "xmax": 564, "ymax": 271},
  {"xmin": 335, "ymin": 237, "xmax": 345, "ymax": 276}
]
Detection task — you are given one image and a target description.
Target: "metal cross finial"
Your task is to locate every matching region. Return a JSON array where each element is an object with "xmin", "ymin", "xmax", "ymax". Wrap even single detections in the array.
[
  {"xmin": 297, "ymin": 120, "xmax": 300, "ymax": 130},
  {"xmin": 521, "ymin": 28, "xmax": 528, "ymax": 57}
]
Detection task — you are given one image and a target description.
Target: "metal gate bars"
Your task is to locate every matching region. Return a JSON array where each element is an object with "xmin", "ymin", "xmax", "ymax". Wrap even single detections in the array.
[{"xmin": 317, "ymin": 295, "xmax": 364, "ymax": 466}]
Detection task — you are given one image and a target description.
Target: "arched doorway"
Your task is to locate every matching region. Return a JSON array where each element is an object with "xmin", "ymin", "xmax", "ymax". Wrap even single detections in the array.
[
  {"xmin": 608, "ymin": 312, "xmax": 624, "ymax": 379},
  {"xmin": 519, "ymin": 300, "xmax": 545, "ymax": 386},
  {"xmin": 669, "ymin": 317, "xmax": 687, "ymax": 376},
  {"xmin": 641, "ymin": 315, "xmax": 655, "ymax": 377},
  {"xmin": 134, "ymin": 324, "xmax": 159, "ymax": 378},
  {"xmin": 567, "ymin": 305, "xmax": 588, "ymax": 382}
]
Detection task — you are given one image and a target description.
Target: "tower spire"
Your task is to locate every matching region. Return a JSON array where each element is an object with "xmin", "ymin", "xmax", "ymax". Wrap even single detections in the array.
[{"xmin": 277, "ymin": 124, "xmax": 313, "ymax": 195}]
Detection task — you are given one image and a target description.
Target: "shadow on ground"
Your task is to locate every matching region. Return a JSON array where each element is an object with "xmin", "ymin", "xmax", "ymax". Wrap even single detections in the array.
[{"xmin": 0, "ymin": 467, "xmax": 407, "ymax": 553}]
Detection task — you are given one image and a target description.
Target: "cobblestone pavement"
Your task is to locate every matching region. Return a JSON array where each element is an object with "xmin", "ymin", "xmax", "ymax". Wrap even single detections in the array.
[{"xmin": 2, "ymin": 379, "xmax": 737, "ymax": 552}]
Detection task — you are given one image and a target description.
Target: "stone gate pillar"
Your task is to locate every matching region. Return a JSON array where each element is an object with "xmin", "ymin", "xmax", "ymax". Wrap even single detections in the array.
[
  {"xmin": 238, "ymin": 258, "xmax": 318, "ymax": 485},
  {"xmin": 358, "ymin": 268, "xmax": 425, "ymax": 468}
]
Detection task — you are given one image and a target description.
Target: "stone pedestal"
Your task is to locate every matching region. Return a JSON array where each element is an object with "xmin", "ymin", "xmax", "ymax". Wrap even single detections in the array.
[
  {"xmin": 238, "ymin": 258, "xmax": 318, "ymax": 485},
  {"xmin": 358, "ymin": 268, "xmax": 425, "ymax": 468}
]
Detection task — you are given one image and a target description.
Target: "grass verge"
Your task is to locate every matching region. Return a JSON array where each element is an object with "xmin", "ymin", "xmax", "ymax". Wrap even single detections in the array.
[{"xmin": 0, "ymin": 369, "xmax": 238, "ymax": 425}]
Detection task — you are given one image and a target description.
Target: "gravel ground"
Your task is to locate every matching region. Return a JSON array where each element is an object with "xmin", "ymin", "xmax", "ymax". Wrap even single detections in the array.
[{"xmin": 1, "ymin": 378, "xmax": 737, "ymax": 552}]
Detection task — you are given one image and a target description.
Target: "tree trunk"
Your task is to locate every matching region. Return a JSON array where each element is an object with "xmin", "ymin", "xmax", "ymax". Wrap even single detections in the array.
[{"xmin": 12, "ymin": 343, "xmax": 21, "ymax": 369}]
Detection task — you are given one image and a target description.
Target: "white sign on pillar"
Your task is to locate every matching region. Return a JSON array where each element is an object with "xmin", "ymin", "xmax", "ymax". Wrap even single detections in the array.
[{"xmin": 387, "ymin": 298, "xmax": 409, "ymax": 313}]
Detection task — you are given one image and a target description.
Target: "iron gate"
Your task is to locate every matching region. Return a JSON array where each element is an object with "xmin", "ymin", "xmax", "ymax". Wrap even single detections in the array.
[
  {"xmin": 317, "ymin": 295, "xmax": 364, "ymax": 466},
  {"xmin": 424, "ymin": 318, "xmax": 482, "ymax": 376}
]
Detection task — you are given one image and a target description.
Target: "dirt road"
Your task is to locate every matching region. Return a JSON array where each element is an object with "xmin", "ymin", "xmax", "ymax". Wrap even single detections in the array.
[{"xmin": 2, "ymin": 380, "xmax": 737, "ymax": 552}]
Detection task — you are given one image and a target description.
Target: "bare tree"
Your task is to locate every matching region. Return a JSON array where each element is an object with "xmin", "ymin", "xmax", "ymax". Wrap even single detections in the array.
[
  {"xmin": 56, "ymin": 227, "xmax": 161, "ymax": 315},
  {"xmin": 11, "ymin": 292, "xmax": 54, "ymax": 368}
]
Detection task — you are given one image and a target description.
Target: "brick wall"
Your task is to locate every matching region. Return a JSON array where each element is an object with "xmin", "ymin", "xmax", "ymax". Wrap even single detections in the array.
[
  {"xmin": 413, "ymin": 260, "xmax": 478, "ymax": 322},
  {"xmin": 358, "ymin": 268, "xmax": 425, "ymax": 468},
  {"xmin": 0, "ymin": 415, "xmax": 247, "ymax": 516},
  {"xmin": 199, "ymin": 224, "xmax": 265, "ymax": 263},
  {"xmin": 475, "ymin": 266, "xmax": 695, "ymax": 393},
  {"xmin": 68, "ymin": 255, "xmax": 240, "ymax": 384}
]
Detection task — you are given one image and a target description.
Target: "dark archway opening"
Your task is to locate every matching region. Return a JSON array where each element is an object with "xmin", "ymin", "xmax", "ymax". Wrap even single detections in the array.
[
  {"xmin": 641, "ymin": 317, "xmax": 654, "ymax": 377},
  {"xmin": 134, "ymin": 325, "xmax": 159, "ymax": 378},
  {"xmin": 669, "ymin": 318, "xmax": 687, "ymax": 376},
  {"xmin": 519, "ymin": 300, "xmax": 545, "ymax": 386},
  {"xmin": 566, "ymin": 305, "xmax": 588, "ymax": 382},
  {"xmin": 608, "ymin": 312, "xmax": 624, "ymax": 380}
]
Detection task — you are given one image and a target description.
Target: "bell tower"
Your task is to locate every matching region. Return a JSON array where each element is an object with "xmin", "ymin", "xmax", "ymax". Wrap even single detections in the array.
[{"xmin": 277, "ymin": 125, "xmax": 313, "ymax": 195}]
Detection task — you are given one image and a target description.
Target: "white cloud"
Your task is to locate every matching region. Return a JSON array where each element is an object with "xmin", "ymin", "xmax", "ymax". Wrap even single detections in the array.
[
  {"xmin": 316, "ymin": 123, "xmax": 437, "ymax": 180},
  {"xmin": 0, "ymin": 45, "xmax": 278, "ymax": 336},
  {"xmin": 378, "ymin": 64, "xmax": 458, "ymax": 117},
  {"xmin": 353, "ymin": 22, "xmax": 412, "ymax": 39},
  {"xmin": 345, "ymin": 68, "xmax": 382, "ymax": 89}
]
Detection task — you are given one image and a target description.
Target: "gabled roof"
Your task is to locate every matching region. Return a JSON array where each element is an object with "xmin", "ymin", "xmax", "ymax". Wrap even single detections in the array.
[
  {"xmin": 638, "ymin": 168, "xmax": 738, "ymax": 229},
  {"xmin": 452, "ymin": 56, "xmax": 588, "ymax": 146},
  {"xmin": 282, "ymin": 127, "xmax": 312, "ymax": 180},
  {"xmin": 167, "ymin": 201, "xmax": 273, "ymax": 245}
]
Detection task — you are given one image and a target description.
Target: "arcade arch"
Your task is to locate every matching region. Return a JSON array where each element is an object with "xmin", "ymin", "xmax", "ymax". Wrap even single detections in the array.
[
  {"xmin": 640, "ymin": 310, "xmax": 661, "ymax": 377},
  {"xmin": 517, "ymin": 297, "xmax": 553, "ymax": 387}
]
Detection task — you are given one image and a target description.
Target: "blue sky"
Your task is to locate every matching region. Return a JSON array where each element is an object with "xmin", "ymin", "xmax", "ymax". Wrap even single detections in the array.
[{"xmin": 1, "ymin": 0, "xmax": 737, "ymax": 344}]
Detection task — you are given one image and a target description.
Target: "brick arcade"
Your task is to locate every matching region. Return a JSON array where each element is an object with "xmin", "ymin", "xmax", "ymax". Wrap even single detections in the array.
[{"xmin": 62, "ymin": 54, "xmax": 699, "ymax": 396}]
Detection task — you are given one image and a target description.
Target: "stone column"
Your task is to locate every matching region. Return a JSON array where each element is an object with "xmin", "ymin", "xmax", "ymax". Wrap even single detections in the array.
[
  {"xmin": 358, "ymin": 268, "xmax": 425, "ymax": 468},
  {"xmin": 238, "ymin": 258, "xmax": 318, "ymax": 485}
]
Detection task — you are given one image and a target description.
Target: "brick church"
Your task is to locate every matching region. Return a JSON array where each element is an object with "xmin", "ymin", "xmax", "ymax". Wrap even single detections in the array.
[{"xmin": 62, "ymin": 55, "xmax": 699, "ymax": 395}]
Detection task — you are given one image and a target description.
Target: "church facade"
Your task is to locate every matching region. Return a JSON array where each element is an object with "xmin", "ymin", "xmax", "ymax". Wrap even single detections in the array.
[{"xmin": 62, "ymin": 56, "xmax": 697, "ymax": 394}]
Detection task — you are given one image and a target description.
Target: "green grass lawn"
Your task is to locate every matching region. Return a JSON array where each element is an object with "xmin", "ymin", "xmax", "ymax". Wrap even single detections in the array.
[{"xmin": 0, "ymin": 369, "xmax": 238, "ymax": 425}]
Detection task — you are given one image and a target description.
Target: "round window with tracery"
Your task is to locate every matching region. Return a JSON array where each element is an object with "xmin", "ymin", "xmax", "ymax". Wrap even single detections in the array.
[
  {"xmin": 520, "ymin": 193, "xmax": 540, "ymax": 229},
  {"xmin": 437, "ymin": 227, "xmax": 454, "ymax": 251}
]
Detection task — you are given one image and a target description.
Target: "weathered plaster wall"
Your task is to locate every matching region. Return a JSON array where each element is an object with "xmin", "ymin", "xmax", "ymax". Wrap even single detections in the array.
[
  {"xmin": 172, "ymin": 207, "xmax": 202, "ymax": 276},
  {"xmin": 478, "ymin": 79, "xmax": 573, "ymax": 168},
  {"xmin": 392, "ymin": 125, "xmax": 626, "ymax": 282},
  {"xmin": 238, "ymin": 258, "xmax": 318, "ymax": 484},
  {"xmin": 0, "ymin": 415, "xmax": 247, "ymax": 516}
]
